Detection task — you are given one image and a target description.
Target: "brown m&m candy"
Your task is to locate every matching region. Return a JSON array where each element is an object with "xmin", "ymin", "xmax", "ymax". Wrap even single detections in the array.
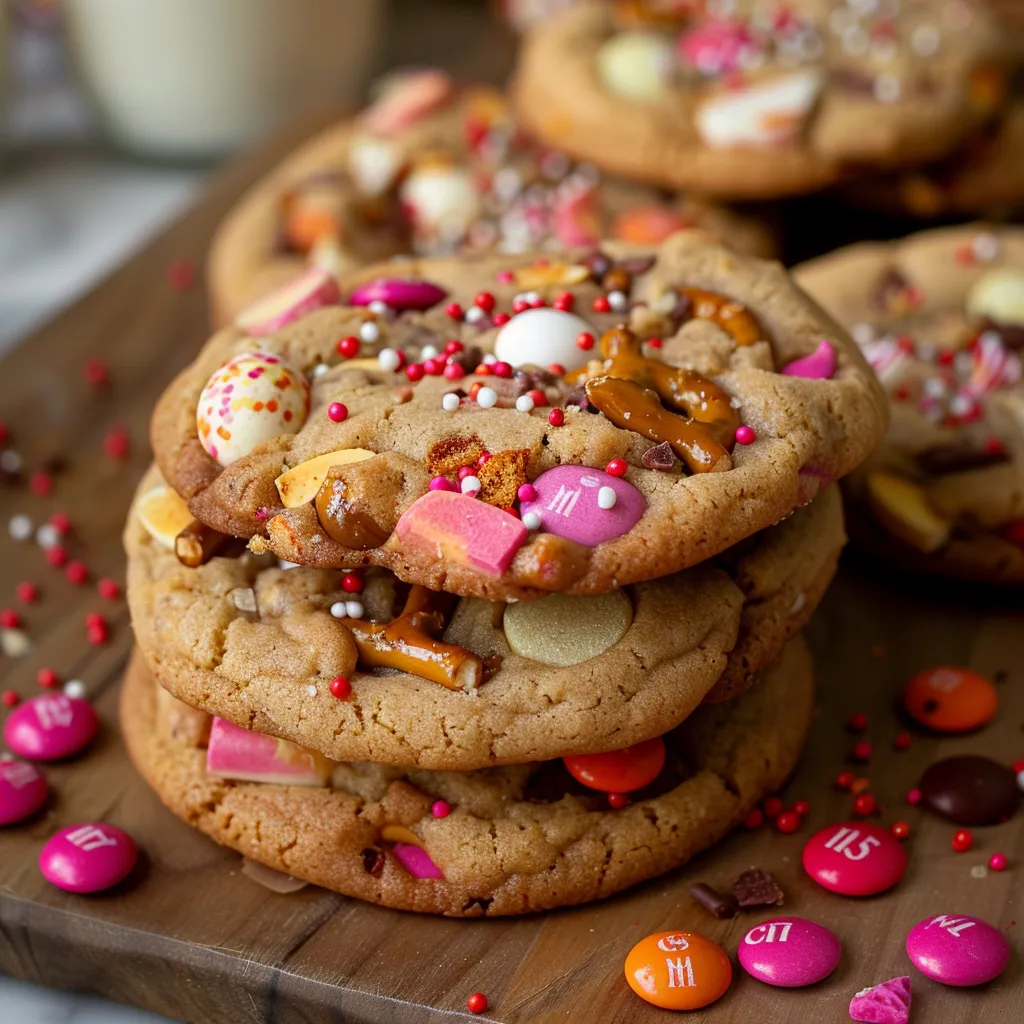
[
  {"xmin": 903, "ymin": 667, "xmax": 998, "ymax": 733},
  {"xmin": 918, "ymin": 756, "xmax": 1020, "ymax": 827}
]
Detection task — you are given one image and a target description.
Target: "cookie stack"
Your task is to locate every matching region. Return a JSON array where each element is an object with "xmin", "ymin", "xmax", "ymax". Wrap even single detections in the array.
[{"xmin": 124, "ymin": 232, "xmax": 887, "ymax": 915}]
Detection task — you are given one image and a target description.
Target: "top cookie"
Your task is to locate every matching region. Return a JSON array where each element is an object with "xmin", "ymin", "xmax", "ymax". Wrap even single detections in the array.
[
  {"xmin": 512, "ymin": 1, "xmax": 1006, "ymax": 199},
  {"xmin": 796, "ymin": 224, "xmax": 1024, "ymax": 584},
  {"xmin": 207, "ymin": 69, "xmax": 773, "ymax": 324},
  {"xmin": 153, "ymin": 231, "xmax": 885, "ymax": 600}
]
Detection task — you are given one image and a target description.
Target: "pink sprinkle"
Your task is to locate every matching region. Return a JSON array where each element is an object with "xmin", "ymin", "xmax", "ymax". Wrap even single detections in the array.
[
  {"xmin": 457, "ymin": 466, "xmax": 475, "ymax": 481},
  {"xmin": 906, "ymin": 787, "xmax": 922, "ymax": 805},
  {"xmin": 327, "ymin": 402, "xmax": 348, "ymax": 423},
  {"xmin": 443, "ymin": 363, "xmax": 465, "ymax": 380},
  {"xmin": 989, "ymin": 852, "xmax": 1007, "ymax": 871},
  {"xmin": 735, "ymin": 425, "xmax": 756, "ymax": 445},
  {"xmin": 431, "ymin": 800, "xmax": 451, "ymax": 818},
  {"xmin": 496, "ymin": 270, "xmax": 514, "ymax": 284},
  {"xmin": 517, "ymin": 483, "xmax": 538, "ymax": 502},
  {"xmin": 429, "ymin": 476, "xmax": 454, "ymax": 491}
]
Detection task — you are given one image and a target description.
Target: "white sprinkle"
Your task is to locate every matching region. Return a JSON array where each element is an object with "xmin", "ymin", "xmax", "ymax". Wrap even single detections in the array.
[
  {"xmin": 522, "ymin": 511, "xmax": 542, "ymax": 531},
  {"xmin": 873, "ymin": 74, "xmax": 902, "ymax": 105},
  {"xmin": 330, "ymin": 601, "xmax": 348, "ymax": 618},
  {"xmin": 954, "ymin": 350, "xmax": 974, "ymax": 376},
  {"xmin": 523, "ymin": 291, "xmax": 541, "ymax": 305},
  {"xmin": 972, "ymin": 233, "xmax": 1000, "ymax": 263},
  {"xmin": 597, "ymin": 486, "xmax": 617, "ymax": 510},
  {"xmin": 515, "ymin": 394, "xmax": 535, "ymax": 413},
  {"xmin": 482, "ymin": 353, "xmax": 497, "ymax": 365},
  {"xmin": 923, "ymin": 377, "xmax": 948, "ymax": 398},
  {"xmin": 278, "ymin": 559, "xmax": 301, "ymax": 570},
  {"xmin": 442, "ymin": 393, "xmax": 460, "ymax": 412},
  {"xmin": 461, "ymin": 475, "xmax": 482, "ymax": 495},
  {"xmin": 35, "ymin": 523, "xmax": 61, "ymax": 550},
  {"xmin": 359, "ymin": 321, "xmax": 380, "ymax": 343},
  {"xmin": 841, "ymin": 26, "xmax": 869, "ymax": 56},
  {"xmin": 911, "ymin": 23, "xmax": 940, "ymax": 57},
  {"xmin": 312, "ymin": 363, "xmax": 329, "ymax": 378},
  {"xmin": 1017, "ymin": 768, "xmax": 1024, "ymax": 792},
  {"xmin": 0, "ymin": 450, "xmax": 22, "ymax": 473},
  {"xmin": 970, "ymin": 864, "xmax": 989, "ymax": 879},
  {"xmin": 607, "ymin": 290, "xmax": 628, "ymax": 312},
  {"xmin": 421, "ymin": 344, "xmax": 439, "ymax": 361},
  {"xmin": 870, "ymin": 36, "xmax": 897, "ymax": 62},
  {"xmin": 378, "ymin": 348, "xmax": 401, "ymax": 372},
  {"xmin": 949, "ymin": 393, "xmax": 973, "ymax": 417},
  {"xmin": 789, "ymin": 592, "xmax": 807, "ymax": 615},
  {"xmin": 346, "ymin": 600, "xmax": 364, "ymax": 618},
  {"xmin": 851, "ymin": 323, "xmax": 875, "ymax": 346},
  {"xmin": 306, "ymin": 684, "xmax": 318, "ymax": 696},
  {"xmin": 915, "ymin": 342, "xmax": 938, "ymax": 364},
  {"xmin": 367, "ymin": 300, "xmax": 389, "ymax": 315},
  {"xmin": 64, "ymin": 679, "xmax": 86, "ymax": 698},
  {"xmin": 9, "ymin": 514, "xmax": 32, "ymax": 542},
  {"xmin": 476, "ymin": 387, "xmax": 498, "ymax": 409},
  {"xmin": 465, "ymin": 305, "xmax": 486, "ymax": 324},
  {"xmin": 1, "ymin": 629, "xmax": 31, "ymax": 657}
]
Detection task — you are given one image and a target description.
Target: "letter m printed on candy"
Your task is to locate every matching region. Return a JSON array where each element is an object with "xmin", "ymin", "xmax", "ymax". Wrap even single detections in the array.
[
  {"xmin": 926, "ymin": 915, "xmax": 977, "ymax": 938},
  {"xmin": 65, "ymin": 824, "xmax": 119, "ymax": 852}
]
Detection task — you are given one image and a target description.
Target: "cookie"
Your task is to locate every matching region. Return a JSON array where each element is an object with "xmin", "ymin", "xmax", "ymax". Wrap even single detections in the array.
[
  {"xmin": 126, "ymin": 465, "xmax": 842, "ymax": 769},
  {"xmin": 795, "ymin": 225, "xmax": 1024, "ymax": 584},
  {"xmin": 511, "ymin": 2, "xmax": 1007, "ymax": 200},
  {"xmin": 120, "ymin": 636, "xmax": 814, "ymax": 916},
  {"xmin": 153, "ymin": 231, "xmax": 883, "ymax": 600},
  {"xmin": 207, "ymin": 70, "xmax": 774, "ymax": 325}
]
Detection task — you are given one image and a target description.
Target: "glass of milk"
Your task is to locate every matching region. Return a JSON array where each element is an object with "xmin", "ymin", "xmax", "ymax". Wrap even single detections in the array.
[{"xmin": 64, "ymin": 0, "xmax": 383, "ymax": 161}]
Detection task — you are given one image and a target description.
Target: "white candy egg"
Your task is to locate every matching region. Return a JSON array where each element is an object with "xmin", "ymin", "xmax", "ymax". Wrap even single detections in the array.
[
  {"xmin": 197, "ymin": 352, "xmax": 309, "ymax": 467},
  {"xmin": 966, "ymin": 268, "xmax": 1024, "ymax": 327},
  {"xmin": 596, "ymin": 32, "xmax": 675, "ymax": 103},
  {"xmin": 493, "ymin": 308, "xmax": 597, "ymax": 371}
]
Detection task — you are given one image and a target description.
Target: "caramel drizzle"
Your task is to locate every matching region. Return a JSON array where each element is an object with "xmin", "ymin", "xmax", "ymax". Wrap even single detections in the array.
[
  {"xmin": 680, "ymin": 288, "xmax": 764, "ymax": 348},
  {"xmin": 574, "ymin": 327, "xmax": 740, "ymax": 473},
  {"xmin": 341, "ymin": 585, "xmax": 482, "ymax": 691}
]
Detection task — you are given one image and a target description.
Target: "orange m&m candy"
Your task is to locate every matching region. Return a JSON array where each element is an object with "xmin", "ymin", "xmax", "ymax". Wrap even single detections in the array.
[
  {"xmin": 563, "ymin": 736, "xmax": 665, "ymax": 793},
  {"xmin": 624, "ymin": 931, "xmax": 732, "ymax": 1011},
  {"xmin": 903, "ymin": 666, "xmax": 998, "ymax": 733}
]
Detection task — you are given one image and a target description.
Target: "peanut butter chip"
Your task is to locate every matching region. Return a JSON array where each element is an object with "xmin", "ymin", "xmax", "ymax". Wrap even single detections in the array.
[{"xmin": 502, "ymin": 590, "xmax": 632, "ymax": 666}]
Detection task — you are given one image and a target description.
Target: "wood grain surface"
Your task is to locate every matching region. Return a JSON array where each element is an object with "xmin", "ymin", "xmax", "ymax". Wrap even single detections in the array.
[{"xmin": 1, "ymin": 5, "xmax": 1023, "ymax": 1021}]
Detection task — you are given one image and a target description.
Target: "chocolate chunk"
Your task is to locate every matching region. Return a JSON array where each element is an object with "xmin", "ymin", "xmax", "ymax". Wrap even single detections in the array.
[
  {"xmin": 918, "ymin": 755, "xmax": 1020, "ymax": 826},
  {"xmin": 642, "ymin": 441, "xmax": 676, "ymax": 471},
  {"xmin": 731, "ymin": 868, "xmax": 785, "ymax": 908},
  {"xmin": 690, "ymin": 883, "xmax": 738, "ymax": 919},
  {"xmin": 915, "ymin": 443, "xmax": 1009, "ymax": 475},
  {"xmin": 831, "ymin": 67, "xmax": 876, "ymax": 94},
  {"xmin": 583, "ymin": 249, "xmax": 612, "ymax": 281},
  {"xmin": 874, "ymin": 267, "xmax": 912, "ymax": 313},
  {"xmin": 361, "ymin": 847, "xmax": 385, "ymax": 877},
  {"xmin": 618, "ymin": 255, "xmax": 656, "ymax": 277},
  {"xmin": 669, "ymin": 292, "xmax": 694, "ymax": 330},
  {"xmin": 981, "ymin": 317, "xmax": 1024, "ymax": 350}
]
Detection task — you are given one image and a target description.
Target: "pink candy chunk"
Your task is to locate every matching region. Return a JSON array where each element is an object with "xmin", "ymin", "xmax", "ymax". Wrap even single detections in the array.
[
  {"xmin": 348, "ymin": 277, "xmax": 447, "ymax": 312},
  {"xmin": 392, "ymin": 842, "xmax": 444, "ymax": 879},
  {"xmin": 206, "ymin": 717, "xmax": 330, "ymax": 786},
  {"xmin": 905, "ymin": 914, "xmax": 1010, "ymax": 987},
  {"xmin": 783, "ymin": 339, "xmax": 837, "ymax": 379},
  {"xmin": 39, "ymin": 822, "xmax": 137, "ymax": 894},
  {"xmin": 552, "ymin": 190, "xmax": 600, "ymax": 248},
  {"xmin": 802, "ymin": 822, "xmax": 907, "ymax": 896},
  {"xmin": 395, "ymin": 491, "xmax": 527, "ymax": 576},
  {"xmin": 3, "ymin": 693, "xmax": 99, "ymax": 761},
  {"xmin": 849, "ymin": 976, "xmax": 911, "ymax": 1024},
  {"xmin": 519, "ymin": 465, "xmax": 646, "ymax": 547},
  {"xmin": 0, "ymin": 757, "xmax": 48, "ymax": 826},
  {"xmin": 738, "ymin": 917, "xmax": 842, "ymax": 988},
  {"xmin": 361, "ymin": 68, "xmax": 453, "ymax": 136},
  {"xmin": 235, "ymin": 267, "xmax": 340, "ymax": 336}
]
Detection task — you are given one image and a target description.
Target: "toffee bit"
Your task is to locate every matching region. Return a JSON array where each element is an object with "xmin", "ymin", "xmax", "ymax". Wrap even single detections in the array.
[
  {"xmin": 731, "ymin": 867, "xmax": 785, "ymax": 908},
  {"xmin": 361, "ymin": 847, "xmax": 386, "ymax": 877},
  {"xmin": 689, "ymin": 882, "xmax": 738, "ymax": 919},
  {"xmin": 642, "ymin": 440, "xmax": 676, "ymax": 471}
]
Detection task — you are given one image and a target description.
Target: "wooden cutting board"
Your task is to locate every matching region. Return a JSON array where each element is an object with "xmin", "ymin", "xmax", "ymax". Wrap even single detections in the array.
[{"xmin": 1, "ymin": 19, "xmax": 1023, "ymax": 1023}]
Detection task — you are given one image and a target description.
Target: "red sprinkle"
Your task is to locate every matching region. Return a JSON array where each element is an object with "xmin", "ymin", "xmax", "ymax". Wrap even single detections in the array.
[
  {"xmin": 606, "ymin": 458, "xmax": 627, "ymax": 478},
  {"xmin": 607, "ymin": 793, "xmax": 630, "ymax": 809},
  {"xmin": 0, "ymin": 609, "xmax": 19, "ymax": 629},
  {"xmin": 15, "ymin": 582, "xmax": 39, "ymax": 604},
  {"xmin": 553, "ymin": 291, "xmax": 575, "ymax": 311},
  {"xmin": 492, "ymin": 312, "xmax": 511, "ymax": 327},
  {"xmin": 167, "ymin": 259, "xmax": 196, "ymax": 290},
  {"xmin": 547, "ymin": 363, "xmax": 566, "ymax": 375},
  {"xmin": 104, "ymin": 428, "xmax": 129, "ymax": 460},
  {"xmin": 445, "ymin": 302, "xmax": 464, "ymax": 321},
  {"xmin": 891, "ymin": 821, "xmax": 910, "ymax": 841},
  {"xmin": 467, "ymin": 993, "xmax": 488, "ymax": 1015},
  {"xmin": 30, "ymin": 472, "xmax": 52, "ymax": 497},
  {"xmin": 495, "ymin": 270, "xmax": 514, "ymax": 284},
  {"xmin": 852, "ymin": 793, "xmax": 877, "ymax": 817},
  {"xmin": 763, "ymin": 797, "xmax": 783, "ymax": 818},
  {"xmin": 734, "ymin": 425, "xmax": 756, "ymax": 445},
  {"xmin": 329, "ymin": 677, "xmax": 352, "ymax": 700},
  {"xmin": 0, "ymin": 421, "xmax": 8, "ymax": 444},
  {"xmin": 85, "ymin": 611, "xmax": 105, "ymax": 629},
  {"xmin": 87, "ymin": 623, "xmax": 109, "ymax": 646},
  {"xmin": 82, "ymin": 358, "xmax": 110, "ymax": 387},
  {"xmin": 423, "ymin": 358, "xmax": 444, "ymax": 376},
  {"xmin": 431, "ymin": 800, "xmax": 451, "ymax": 819},
  {"xmin": 548, "ymin": 409, "xmax": 565, "ymax": 427},
  {"xmin": 906, "ymin": 787, "xmax": 922, "ymax": 805},
  {"xmin": 952, "ymin": 829, "xmax": 973, "ymax": 853},
  {"xmin": 37, "ymin": 668, "xmax": 59, "ymax": 688},
  {"xmin": 576, "ymin": 331, "xmax": 595, "ymax": 351},
  {"xmin": 443, "ymin": 363, "xmax": 465, "ymax": 381},
  {"xmin": 893, "ymin": 732, "xmax": 911, "ymax": 750},
  {"xmin": 405, "ymin": 363, "xmax": 425, "ymax": 382},
  {"xmin": 852, "ymin": 740, "xmax": 872, "ymax": 762},
  {"xmin": 327, "ymin": 402, "xmax": 348, "ymax": 423},
  {"xmin": 847, "ymin": 712, "xmax": 868, "ymax": 732},
  {"xmin": 49, "ymin": 513, "xmax": 72, "ymax": 534},
  {"xmin": 527, "ymin": 388, "xmax": 547, "ymax": 408},
  {"xmin": 65, "ymin": 561, "xmax": 89, "ymax": 585},
  {"xmin": 989, "ymin": 852, "xmax": 1007, "ymax": 871},
  {"xmin": 444, "ymin": 340, "xmax": 464, "ymax": 355},
  {"xmin": 744, "ymin": 808, "xmax": 764, "ymax": 829},
  {"xmin": 1013, "ymin": 760, "xmax": 1024, "ymax": 774},
  {"xmin": 835, "ymin": 770, "xmax": 855, "ymax": 790},
  {"xmin": 476, "ymin": 453, "xmax": 492, "ymax": 468},
  {"xmin": 1, "ymin": 691, "xmax": 19, "ymax": 708},
  {"xmin": 45, "ymin": 546, "xmax": 69, "ymax": 568},
  {"xmin": 474, "ymin": 292, "xmax": 495, "ymax": 313},
  {"xmin": 512, "ymin": 298, "xmax": 530, "ymax": 314},
  {"xmin": 646, "ymin": 338, "xmax": 663, "ymax": 349},
  {"xmin": 775, "ymin": 811, "xmax": 800, "ymax": 834},
  {"xmin": 97, "ymin": 578, "xmax": 121, "ymax": 600},
  {"xmin": 337, "ymin": 336, "xmax": 360, "ymax": 359},
  {"xmin": 592, "ymin": 296, "xmax": 611, "ymax": 314},
  {"xmin": 341, "ymin": 572, "xmax": 363, "ymax": 594},
  {"xmin": 491, "ymin": 361, "xmax": 512, "ymax": 379},
  {"xmin": 792, "ymin": 799, "xmax": 810, "ymax": 816}
]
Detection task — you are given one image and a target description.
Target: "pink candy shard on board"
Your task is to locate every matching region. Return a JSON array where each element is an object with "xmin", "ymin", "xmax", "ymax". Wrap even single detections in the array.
[
  {"xmin": 0, "ymin": 758, "xmax": 48, "ymax": 826},
  {"xmin": 395, "ymin": 491, "xmax": 527, "ymax": 576},
  {"xmin": 392, "ymin": 842, "xmax": 444, "ymax": 879},
  {"xmin": 348, "ymin": 277, "xmax": 447, "ymax": 312},
  {"xmin": 783, "ymin": 340, "xmax": 837, "ymax": 379},
  {"xmin": 206, "ymin": 718, "xmax": 331, "ymax": 786},
  {"xmin": 3, "ymin": 694, "xmax": 99, "ymax": 761},
  {"xmin": 849, "ymin": 976, "xmax": 911, "ymax": 1024},
  {"xmin": 235, "ymin": 267, "xmax": 340, "ymax": 336}
]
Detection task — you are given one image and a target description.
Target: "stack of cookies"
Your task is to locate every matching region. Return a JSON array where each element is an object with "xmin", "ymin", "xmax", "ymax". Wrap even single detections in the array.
[{"xmin": 124, "ymin": 231, "xmax": 887, "ymax": 915}]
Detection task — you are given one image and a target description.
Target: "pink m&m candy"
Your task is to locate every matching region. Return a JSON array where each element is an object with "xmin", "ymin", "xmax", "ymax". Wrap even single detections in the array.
[
  {"xmin": 519, "ymin": 465, "xmax": 645, "ymax": 547},
  {"xmin": 738, "ymin": 917, "xmax": 841, "ymax": 987},
  {"xmin": 0, "ymin": 757, "xmax": 48, "ymax": 826},
  {"xmin": 906, "ymin": 914, "xmax": 1011, "ymax": 987},
  {"xmin": 4, "ymin": 693, "xmax": 99, "ymax": 761},
  {"xmin": 802, "ymin": 822, "xmax": 907, "ymax": 896},
  {"xmin": 348, "ymin": 277, "xmax": 447, "ymax": 312},
  {"xmin": 39, "ymin": 822, "xmax": 137, "ymax": 893}
]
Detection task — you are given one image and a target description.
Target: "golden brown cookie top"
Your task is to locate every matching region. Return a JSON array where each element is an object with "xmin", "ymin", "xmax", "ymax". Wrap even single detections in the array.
[{"xmin": 154, "ymin": 232, "xmax": 882, "ymax": 600}]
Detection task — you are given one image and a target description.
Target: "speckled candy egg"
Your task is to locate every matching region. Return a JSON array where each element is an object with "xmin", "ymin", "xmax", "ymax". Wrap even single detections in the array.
[{"xmin": 197, "ymin": 352, "xmax": 309, "ymax": 467}]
